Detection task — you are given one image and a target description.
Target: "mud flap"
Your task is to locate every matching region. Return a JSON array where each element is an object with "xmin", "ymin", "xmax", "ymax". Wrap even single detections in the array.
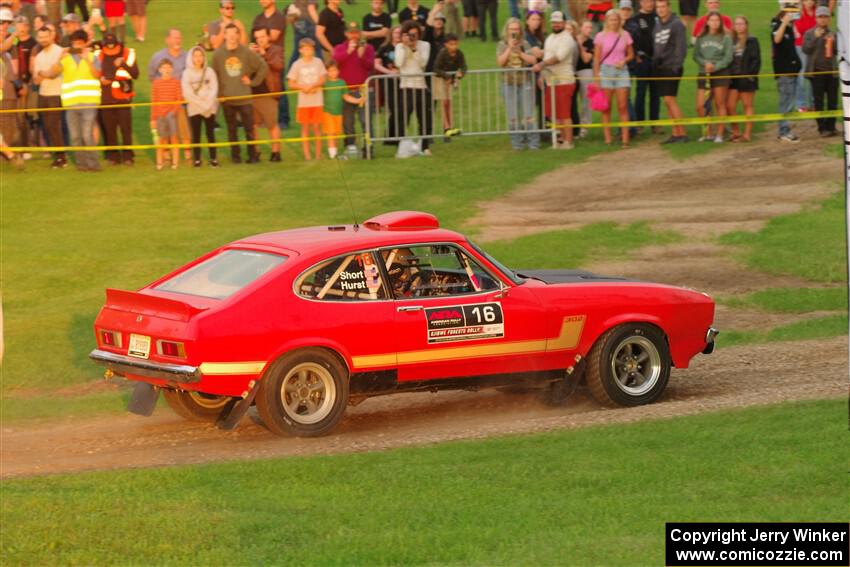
[
  {"xmin": 216, "ymin": 380, "xmax": 260, "ymax": 431},
  {"xmin": 127, "ymin": 382, "xmax": 160, "ymax": 416}
]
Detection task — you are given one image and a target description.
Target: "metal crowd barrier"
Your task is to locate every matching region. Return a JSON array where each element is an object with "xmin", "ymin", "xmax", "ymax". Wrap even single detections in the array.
[{"xmin": 365, "ymin": 68, "xmax": 563, "ymax": 158}]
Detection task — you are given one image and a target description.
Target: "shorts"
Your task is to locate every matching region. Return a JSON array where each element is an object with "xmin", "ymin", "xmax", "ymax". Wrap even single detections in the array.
[
  {"xmin": 156, "ymin": 113, "xmax": 177, "ymax": 138},
  {"xmin": 543, "ymin": 83, "xmax": 576, "ymax": 120},
  {"xmin": 297, "ymin": 106, "xmax": 323, "ymax": 125},
  {"xmin": 104, "ymin": 0, "xmax": 126, "ymax": 18},
  {"xmin": 679, "ymin": 0, "xmax": 699, "ymax": 16},
  {"xmin": 600, "ymin": 64, "xmax": 630, "ymax": 90},
  {"xmin": 253, "ymin": 96, "xmax": 278, "ymax": 128},
  {"xmin": 322, "ymin": 112, "xmax": 342, "ymax": 135},
  {"xmin": 462, "ymin": 0, "xmax": 477, "ymax": 17},
  {"xmin": 730, "ymin": 77, "xmax": 758, "ymax": 93},
  {"xmin": 654, "ymin": 67, "xmax": 683, "ymax": 97},
  {"xmin": 0, "ymin": 99, "xmax": 17, "ymax": 146},
  {"xmin": 127, "ymin": 0, "xmax": 146, "ymax": 16},
  {"xmin": 697, "ymin": 70, "xmax": 731, "ymax": 90},
  {"xmin": 431, "ymin": 77, "xmax": 453, "ymax": 101}
]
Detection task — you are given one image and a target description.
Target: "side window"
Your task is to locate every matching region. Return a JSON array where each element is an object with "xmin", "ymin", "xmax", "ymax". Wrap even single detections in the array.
[
  {"xmin": 296, "ymin": 252, "xmax": 388, "ymax": 301},
  {"xmin": 381, "ymin": 245, "xmax": 500, "ymax": 299}
]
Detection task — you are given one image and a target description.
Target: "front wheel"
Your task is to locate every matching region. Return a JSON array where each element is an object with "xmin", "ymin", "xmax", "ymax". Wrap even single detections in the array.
[
  {"xmin": 586, "ymin": 323, "xmax": 671, "ymax": 407},
  {"xmin": 255, "ymin": 348, "xmax": 349, "ymax": 437},
  {"xmin": 162, "ymin": 389, "xmax": 232, "ymax": 422}
]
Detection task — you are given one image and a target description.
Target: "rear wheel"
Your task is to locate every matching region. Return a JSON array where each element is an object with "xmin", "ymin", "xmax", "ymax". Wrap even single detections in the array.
[
  {"xmin": 586, "ymin": 323, "xmax": 670, "ymax": 407},
  {"xmin": 255, "ymin": 348, "xmax": 349, "ymax": 437},
  {"xmin": 162, "ymin": 389, "xmax": 231, "ymax": 422}
]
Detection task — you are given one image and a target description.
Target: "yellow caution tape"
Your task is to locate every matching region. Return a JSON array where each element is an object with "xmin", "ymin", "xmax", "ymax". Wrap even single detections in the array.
[
  {"xmin": 5, "ymin": 110, "xmax": 841, "ymax": 152},
  {"xmin": 0, "ymin": 82, "xmax": 363, "ymax": 114}
]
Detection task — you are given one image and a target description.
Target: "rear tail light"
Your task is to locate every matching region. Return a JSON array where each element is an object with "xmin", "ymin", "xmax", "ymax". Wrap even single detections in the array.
[
  {"xmin": 99, "ymin": 329, "xmax": 123, "ymax": 348},
  {"xmin": 156, "ymin": 340, "xmax": 186, "ymax": 358}
]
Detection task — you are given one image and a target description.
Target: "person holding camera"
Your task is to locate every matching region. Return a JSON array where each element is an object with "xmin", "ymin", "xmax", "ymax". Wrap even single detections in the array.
[
  {"xmin": 97, "ymin": 31, "xmax": 139, "ymax": 165},
  {"xmin": 802, "ymin": 5, "xmax": 838, "ymax": 137},
  {"xmin": 48, "ymin": 29, "xmax": 102, "ymax": 171},
  {"xmin": 498, "ymin": 17, "xmax": 540, "ymax": 150},
  {"xmin": 771, "ymin": 2, "xmax": 802, "ymax": 142},
  {"xmin": 395, "ymin": 20, "xmax": 433, "ymax": 154},
  {"xmin": 333, "ymin": 21, "xmax": 375, "ymax": 157}
]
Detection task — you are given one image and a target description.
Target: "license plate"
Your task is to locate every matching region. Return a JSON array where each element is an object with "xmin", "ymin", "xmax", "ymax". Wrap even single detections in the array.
[{"xmin": 127, "ymin": 334, "xmax": 151, "ymax": 359}]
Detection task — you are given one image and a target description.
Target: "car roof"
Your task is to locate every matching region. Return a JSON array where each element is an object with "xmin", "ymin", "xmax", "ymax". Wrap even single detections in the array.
[{"xmin": 232, "ymin": 225, "xmax": 468, "ymax": 258}]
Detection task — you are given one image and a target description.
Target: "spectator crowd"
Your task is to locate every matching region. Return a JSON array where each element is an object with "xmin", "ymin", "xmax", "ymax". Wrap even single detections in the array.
[{"xmin": 0, "ymin": 0, "xmax": 841, "ymax": 170}]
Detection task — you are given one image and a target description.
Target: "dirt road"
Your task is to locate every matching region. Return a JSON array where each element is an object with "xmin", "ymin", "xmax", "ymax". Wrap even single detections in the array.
[
  {"xmin": 1, "ymin": 337, "xmax": 844, "ymax": 479},
  {"xmin": 2, "ymin": 127, "xmax": 845, "ymax": 479}
]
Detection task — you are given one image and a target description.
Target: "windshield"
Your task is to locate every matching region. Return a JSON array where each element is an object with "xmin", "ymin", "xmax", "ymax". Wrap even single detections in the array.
[
  {"xmin": 155, "ymin": 249, "xmax": 287, "ymax": 300},
  {"xmin": 465, "ymin": 239, "xmax": 524, "ymax": 286}
]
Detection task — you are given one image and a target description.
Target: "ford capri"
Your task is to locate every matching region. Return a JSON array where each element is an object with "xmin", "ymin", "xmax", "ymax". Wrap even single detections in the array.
[{"xmin": 90, "ymin": 211, "xmax": 718, "ymax": 437}]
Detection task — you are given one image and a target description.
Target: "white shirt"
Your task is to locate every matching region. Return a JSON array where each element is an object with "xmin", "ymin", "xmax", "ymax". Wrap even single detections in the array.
[
  {"xmin": 395, "ymin": 41, "xmax": 430, "ymax": 89},
  {"xmin": 34, "ymin": 43, "xmax": 64, "ymax": 97},
  {"xmin": 543, "ymin": 30, "xmax": 577, "ymax": 85}
]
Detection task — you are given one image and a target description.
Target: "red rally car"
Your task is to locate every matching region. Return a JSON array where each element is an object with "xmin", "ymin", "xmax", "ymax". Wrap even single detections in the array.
[{"xmin": 90, "ymin": 211, "xmax": 718, "ymax": 437}]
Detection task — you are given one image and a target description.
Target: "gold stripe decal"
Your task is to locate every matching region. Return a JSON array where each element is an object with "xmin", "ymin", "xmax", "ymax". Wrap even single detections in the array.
[
  {"xmin": 352, "ymin": 315, "xmax": 586, "ymax": 370},
  {"xmin": 199, "ymin": 361, "xmax": 267, "ymax": 375}
]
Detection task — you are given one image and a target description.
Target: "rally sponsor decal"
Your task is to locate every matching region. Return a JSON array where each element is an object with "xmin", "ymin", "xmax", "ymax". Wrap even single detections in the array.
[{"xmin": 425, "ymin": 302, "xmax": 504, "ymax": 344}]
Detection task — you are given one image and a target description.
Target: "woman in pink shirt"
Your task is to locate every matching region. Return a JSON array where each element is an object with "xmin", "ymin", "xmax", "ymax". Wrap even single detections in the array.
[
  {"xmin": 593, "ymin": 9, "xmax": 634, "ymax": 146},
  {"xmin": 794, "ymin": 0, "xmax": 816, "ymax": 110}
]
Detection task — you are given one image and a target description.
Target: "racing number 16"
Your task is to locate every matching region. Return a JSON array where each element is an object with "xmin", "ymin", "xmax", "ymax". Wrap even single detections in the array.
[{"xmin": 470, "ymin": 305, "xmax": 497, "ymax": 324}]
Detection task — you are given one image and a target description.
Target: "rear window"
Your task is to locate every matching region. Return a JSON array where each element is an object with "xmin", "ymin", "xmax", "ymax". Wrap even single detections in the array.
[{"xmin": 155, "ymin": 249, "xmax": 287, "ymax": 300}]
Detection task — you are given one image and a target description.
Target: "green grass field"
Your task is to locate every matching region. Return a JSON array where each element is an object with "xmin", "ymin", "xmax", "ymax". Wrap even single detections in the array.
[{"xmin": 1, "ymin": 399, "xmax": 846, "ymax": 565}]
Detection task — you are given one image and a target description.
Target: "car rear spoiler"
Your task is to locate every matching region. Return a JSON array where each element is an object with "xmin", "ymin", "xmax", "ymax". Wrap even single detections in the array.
[{"xmin": 104, "ymin": 289, "xmax": 208, "ymax": 322}]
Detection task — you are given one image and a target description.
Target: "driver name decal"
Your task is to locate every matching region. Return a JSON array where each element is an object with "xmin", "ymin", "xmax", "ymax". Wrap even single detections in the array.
[{"xmin": 424, "ymin": 302, "xmax": 504, "ymax": 344}]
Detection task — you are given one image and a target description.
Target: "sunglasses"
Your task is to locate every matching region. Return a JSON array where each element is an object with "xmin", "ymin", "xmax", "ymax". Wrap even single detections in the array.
[{"xmin": 223, "ymin": 5, "xmax": 235, "ymax": 10}]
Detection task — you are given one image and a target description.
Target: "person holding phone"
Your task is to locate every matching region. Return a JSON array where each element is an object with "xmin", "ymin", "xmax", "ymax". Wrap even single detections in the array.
[
  {"xmin": 771, "ymin": 2, "xmax": 802, "ymax": 142},
  {"xmin": 802, "ymin": 5, "xmax": 838, "ymax": 136}
]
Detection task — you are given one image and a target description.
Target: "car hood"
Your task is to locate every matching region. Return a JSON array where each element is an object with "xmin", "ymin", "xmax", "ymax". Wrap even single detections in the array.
[{"xmin": 514, "ymin": 270, "xmax": 634, "ymax": 284}]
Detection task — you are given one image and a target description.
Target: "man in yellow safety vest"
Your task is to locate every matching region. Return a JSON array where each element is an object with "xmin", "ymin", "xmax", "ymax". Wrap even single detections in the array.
[{"xmin": 47, "ymin": 29, "xmax": 102, "ymax": 171}]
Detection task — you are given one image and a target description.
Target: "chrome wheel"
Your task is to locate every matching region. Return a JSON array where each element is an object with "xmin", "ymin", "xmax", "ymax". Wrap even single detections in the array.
[
  {"xmin": 187, "ymin": 391, "xmax": 229, "ymax": 410},
  {"xmin": 610, "ymin": 336, "xmax": 662, "ymax": 396},
  {"xmin": 280, "ymin": 362, "xmax": 336, "ymax": 425}
]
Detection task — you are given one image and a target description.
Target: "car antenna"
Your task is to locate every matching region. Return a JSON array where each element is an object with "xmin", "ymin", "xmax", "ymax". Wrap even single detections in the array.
[{"xmin": 333, "ymin": 157, "xmax": 359, "ymax": 231}]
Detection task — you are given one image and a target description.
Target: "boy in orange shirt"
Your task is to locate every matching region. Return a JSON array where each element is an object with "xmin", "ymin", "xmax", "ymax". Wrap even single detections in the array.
[{"xmin": 150, "ymin": 59, "xmax": 183, "ymax": 169}]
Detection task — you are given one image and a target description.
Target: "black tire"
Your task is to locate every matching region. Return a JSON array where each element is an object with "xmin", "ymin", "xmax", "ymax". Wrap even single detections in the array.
[
  {"xmin": 586, "ymin": 323, "xmax": 671, "ymax": 407},
  {"xmin": 162, "ymin": 389, "xmax": 231, "ymax": 422},
  {"xmin": 255, "ymin": 348, "xmax": 349, "ymax": 437}
]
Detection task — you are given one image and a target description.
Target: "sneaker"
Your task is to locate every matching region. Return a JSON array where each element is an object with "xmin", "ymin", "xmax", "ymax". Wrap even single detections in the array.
[
  {"xmin": 50, "ymin": 159, "xmax": 65, "ymax": 169},
  {"xmin": 778, "ymin": 133, "xmax": 800, "ymax": 143},
  {"xmin": 171, "ymin": 163, "xmax": 178, "ymax": 170},
  {"xmin": 444, "ymin": 127, "xmax": 461, "ymax": 137},
  {"xmin": 193, "ymin": 160, "xmax": 202, "ymax": 167},
  {"xmin": 21, "ymin": 152, "xmax": 32, "ymax": 161},
  {"xmin": 713, "ymin": 135, "xmax": 724, "ymax": 143},
  {"xmin": 232, "ymin": 155, "xmax": 242, "ymax": 164},
  {"xmin": 209, "ymin": 159, "xmax": 220, "ymax": 167},
  {"xmin": 661, "ymin": 136, "xmax": 678, "ymax": 144},
  {"xmin": 698, "ymin": 135, "xmax": 712, "ymax": 142},
  {"xmin": 246, "ymin": 153, "xmax": 261, "ymax": 164},
  {"xmin": 675, "ymin": 135, "xmax": 690, "ymax": 144},
  {"xmin": 156, "ymin": 164, "xmax": 164, "ymax": 171},
  {"xmin": 123, "ymin": 158, "xmax": 134, "ymax": 166},
  {"xmin": 423, "ymin": 148, "xmax": 433, "ymax": 156},
  {"xmin": 579, "ymin": 128, "xmax": 588, "ymax": 139},
  {"xmin": 651, "ymin": 126, "xmax": 665, "ymax": 135},
  {"xmin": 558, "ymin": 141, "xmax": 575, "ymax": 150},
  {"xmin": 270, "ymin": 152, "xmax": 281, "ymax": 162}
]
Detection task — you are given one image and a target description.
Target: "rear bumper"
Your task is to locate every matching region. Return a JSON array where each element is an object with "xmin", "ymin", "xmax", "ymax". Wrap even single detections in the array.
[
  {"xmin": 89, "ymin": 349, "xmax": 201, "ymax": 383},
  {"xmin": 703, "ymin": 327, "xmax": 719, "ymax": 354}
]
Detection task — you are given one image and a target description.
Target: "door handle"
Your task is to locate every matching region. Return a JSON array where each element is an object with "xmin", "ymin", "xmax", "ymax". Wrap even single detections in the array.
[{"xmin": 397, "ymin": 305, "xmax": 424, "ymax": 312}]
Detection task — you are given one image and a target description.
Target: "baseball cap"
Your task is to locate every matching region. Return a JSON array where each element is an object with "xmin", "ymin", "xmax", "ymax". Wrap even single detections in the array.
[
  {"xmin": 0, "ymin": 8, "xmax": 13, "ymax": 22},
  {"xmin": 62, "ymin": 12, "xmax": 81, "ymax": 23},
  {"xmin": 346, "ymin": 21, "xmax": 361, "ymax": 32},
  {"xmin": 550, "ymin": 10, "xmax": 565, "ymax": 22},
  {"xmin": 435, "ymin": 13, "xmax": 447, "ymax": 20},
  {"xmin": 13, "ymin": 14, "xmax": 28, "ymax": 24},
  {"xmin": 815, "ymin": 5, "xmax": 830, "ymax": 16},
  {"xmin": 103, "ymin": 31, "xmax": 118, "ymax": 46},
  {"xmin": 619, "ymin": 0, "xmax": 633, "ymax": 9}
]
